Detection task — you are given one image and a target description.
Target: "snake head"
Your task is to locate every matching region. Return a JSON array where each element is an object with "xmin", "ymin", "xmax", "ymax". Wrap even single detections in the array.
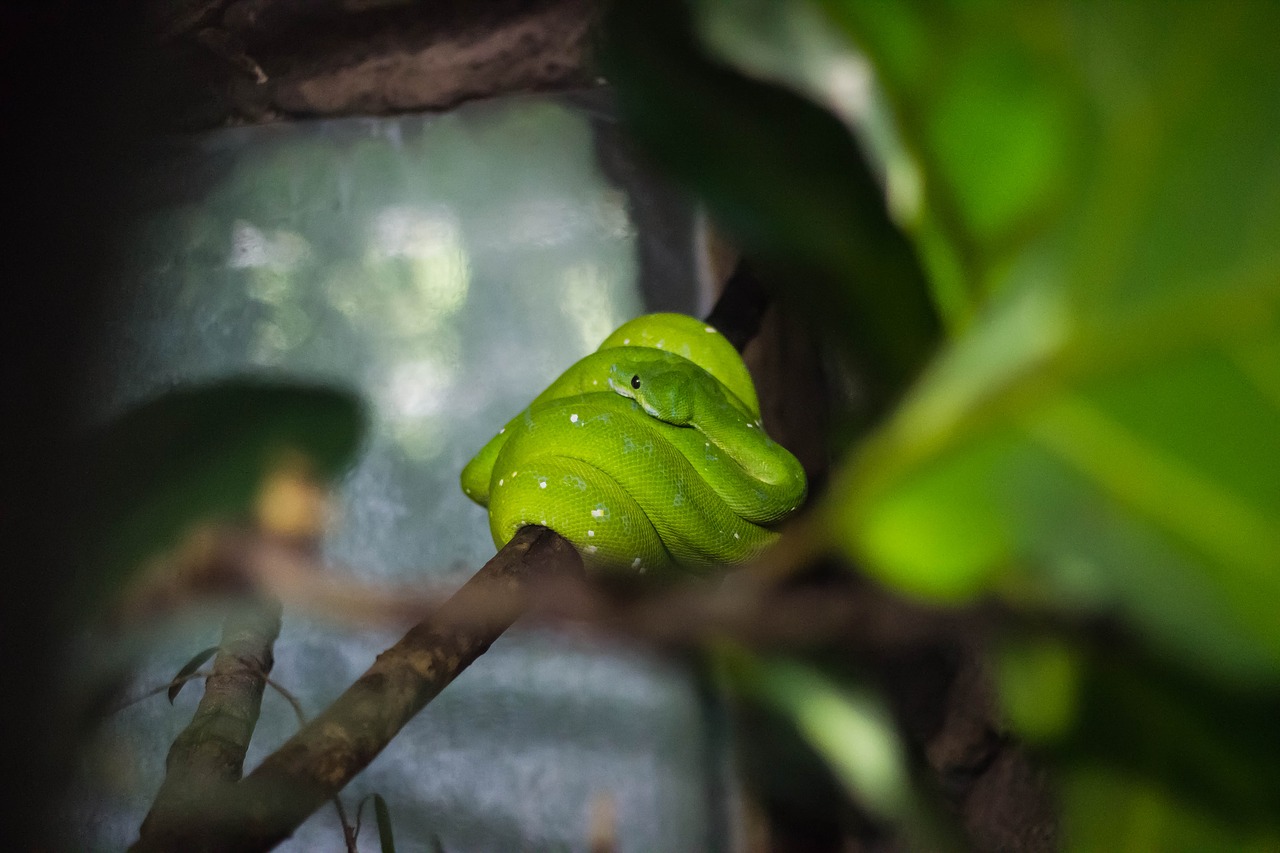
[{"xmin": 607, "ymin": 355, "xmax": 696, "ymax": 426}]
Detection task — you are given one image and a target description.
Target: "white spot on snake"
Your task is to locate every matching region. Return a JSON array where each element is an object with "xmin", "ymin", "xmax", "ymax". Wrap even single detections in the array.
[
  {"xmin": 586, "ymin": 545, "xmax": 598, "ymax": 554},
  {"xmin": 632, "ymin": 557, "xmax": 642, "ymax": 569},
  {"xmin": 591, "ymin": 508, "xmax": 604, "ymax": 518},
  {"xmin": 539, "ymin": 480, "xmax": 547, "ymax": 489},
  {"xmin": 464, "ymin": 487, "xmax": 471, "ymax": 494},
  {"xmin": 656, "ymin": 338, "xmax": 665, "ymax": 348},
  {"xmin": 746, "ymin": 422, "xmax": 755, "ymax": 429},
  {"xmin": 497, "ymin": 479, "xmax": 504, "ymax": 486},
  {"xmin": 638, "ymin": 565, "xmax": 648, "ymax": 574},
  {"xmin": 592, "ymin": 379, "xmax": 599, "ymax": 386},
  {"xmin": 623, "ymin": 337, "xmax": 631, "ymax": 344},
  {"xmin": 587, "ymin": 530, "xmax": 595, "ymax": 537},
  {"xmin": 704, "ymin": 326, "xmax": 715, "ymax": 333},
  {"xmin": 570, "ymin": 413, "xmax": 579, "ymax": 423},
  {"xmin": 733, "ymin": 532, "xmax": 740, "ymax": 539}
]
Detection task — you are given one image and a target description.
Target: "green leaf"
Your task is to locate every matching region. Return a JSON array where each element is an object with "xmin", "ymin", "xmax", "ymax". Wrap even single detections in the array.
[
  {"xmin": 601, "ymin": 0, "xmax": 941, "ymax": 402},
  {"xmin": 817, "ymin": 1, "xmax": 1280, "ymax": 681},
  {"xmin": 713, "ymin": 644, "xmax": 911, "ymax": 821},
  {"xmin": 167, "ymin": 645, "xmax": 219, "ymax": 704},
  {"xmin": 80, "ymin": 378, "xmax": 366, "ymax": 606},
  {"xmin": 995, "ymin": 634, "xmax": 1080, "ymax": 742},
  {"xmin": 372, "ymin": 793, "xmax": 396, "ymax": 853},
  {"xmin": 1000, "ymin": 631, "xmax": 1280, "ymax": 829},
  {"xmin": 1062, "ymin": 765, "xmax": 1280, "ymax": 853}
]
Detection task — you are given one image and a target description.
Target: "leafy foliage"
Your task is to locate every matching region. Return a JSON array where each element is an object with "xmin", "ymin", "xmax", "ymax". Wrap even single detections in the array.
[
  {"xmin": 605, "ymin": 0, "xmax": 1280, "ymax": 846},
  {"xmin": 603, "ymin": 0, "xmax": 941, "ymax": 405}
]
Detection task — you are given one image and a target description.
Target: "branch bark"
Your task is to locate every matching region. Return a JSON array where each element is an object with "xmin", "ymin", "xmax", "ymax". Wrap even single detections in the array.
[{"xmin": 133, "ymin": 597, "xmax": 282, "ymax": 851}]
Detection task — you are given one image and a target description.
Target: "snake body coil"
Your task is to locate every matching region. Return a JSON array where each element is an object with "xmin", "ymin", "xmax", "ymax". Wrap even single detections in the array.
[{"xmin": 460, "ymin": 313, "xmax": 807, "ymax": 575}]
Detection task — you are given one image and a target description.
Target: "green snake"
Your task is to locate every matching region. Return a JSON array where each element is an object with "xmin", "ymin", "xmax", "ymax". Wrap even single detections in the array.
[{"xmin": 460, "ymin": 313, "xmax": 807, "ymax": 575}]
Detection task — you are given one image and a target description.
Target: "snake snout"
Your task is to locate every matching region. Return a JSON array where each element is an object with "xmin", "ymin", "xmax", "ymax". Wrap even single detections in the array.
[{"xmin": 605, "ymin": 374, "xmax": 632, "ymax": 398}]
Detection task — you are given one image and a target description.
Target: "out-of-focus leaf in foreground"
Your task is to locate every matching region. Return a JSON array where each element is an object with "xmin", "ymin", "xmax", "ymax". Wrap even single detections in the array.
[
  {"xmin": 1062, "ymin": 764, "xmax": 1280, "ymax": 853},
  {"xmin": 999, "ymin": 632, "xmax": 1280, "ymax": 844},
  {"xmin": 601, "ymin": 0, "xmax": 941, "ymax": 403},
  {"xmin": 713, "ymin": 644, "xmax": 912, "ymax": 823},
  {"xmin": 814, "ymin": 2, "xmax": 1280, "ymax": 684},
  {"xmin": 77, "ymin": 379, "xmax": 366, "ymax": 611}
]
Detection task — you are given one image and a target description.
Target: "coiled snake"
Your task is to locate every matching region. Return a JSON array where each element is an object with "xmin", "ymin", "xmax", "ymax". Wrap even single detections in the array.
[{"xmin": 460, "ymin": 313, "xmax": 807, "ymax": 575}]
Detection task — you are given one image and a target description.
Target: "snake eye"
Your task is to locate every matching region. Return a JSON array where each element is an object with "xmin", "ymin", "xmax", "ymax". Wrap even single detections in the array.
[{"xmin": 630, "ymin": 374, "xmax": 641, "ymax": 390}]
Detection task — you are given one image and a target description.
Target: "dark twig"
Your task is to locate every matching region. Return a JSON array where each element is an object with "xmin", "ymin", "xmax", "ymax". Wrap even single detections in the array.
[
  {"xmin": 704, "ymin": 261, "xmax": 771, "ymax": 351},
  {"xmin": 334, "ymin": 794, "xmax": 358, "ymax": 853}
]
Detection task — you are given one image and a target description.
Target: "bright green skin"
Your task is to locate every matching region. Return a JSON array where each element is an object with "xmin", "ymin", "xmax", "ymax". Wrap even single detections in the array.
[{"xmin": 460, "ymin": 313, "xmax": 807, "ymax": 575}]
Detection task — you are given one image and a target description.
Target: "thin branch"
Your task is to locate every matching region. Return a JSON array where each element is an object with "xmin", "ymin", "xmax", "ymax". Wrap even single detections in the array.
[
  {"xmin": 334, "ymin": 796, "xmax": 358, "ymax": 853},
  {"xmin": 704, "ymin": 261, "xmax": 771, "ymax": 351},
  {"xmin": 264, "ymin": 675, "xmax": 307, "ymax": 727}
]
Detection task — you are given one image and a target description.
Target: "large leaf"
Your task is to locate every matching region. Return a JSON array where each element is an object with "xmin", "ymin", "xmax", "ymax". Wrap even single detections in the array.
[
  {"xmin": 601, "ymin": 0, "xmax": 941, "ymax": 403},
  {"xmin": 79, "ymin": 378, "xmax": 366, "ymax": 606},
  {"xmin": 809, "ymin": 1, "xmax": 1280, "ymax": 682}
]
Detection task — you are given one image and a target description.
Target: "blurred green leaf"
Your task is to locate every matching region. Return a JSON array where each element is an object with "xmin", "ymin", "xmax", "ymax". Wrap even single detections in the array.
[
  {"xmin": 1003, "ymin": 630, "xmax": 1280, "ymax": 830},
  {"xmin": 713, "ymin": 644, "xmax": 911, "ymax": 821},
  {"xmin": 1070, "ymin": 643, "xmax": 1280, "ymax": 830},
  {"xmin": 601, "ymin": 0, "xmax": 941, "ymax": 402},
  {"xmin": 815, "ymin": 1, "xmax": 1280, "ymax": 681},
  {"xmin": 167, "ymin": 645, "xmax": 218, "ymax": 704},
  {"xmin": 80, "ymin": 378, "xmax": 365, "ymax": 605},
  {"xmin": 1062, "ymin": 765, "xmax": 1280, "ymax": 853},
  {"xmin": 996, "ymin": 634, "xmax": 1080, "ymax": 742}
]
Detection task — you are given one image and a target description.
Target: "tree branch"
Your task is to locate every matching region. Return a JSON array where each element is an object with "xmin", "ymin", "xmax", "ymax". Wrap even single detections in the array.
[{"xmin": 133, "ymin": 597, "xmax": 282, "ymax": 851}]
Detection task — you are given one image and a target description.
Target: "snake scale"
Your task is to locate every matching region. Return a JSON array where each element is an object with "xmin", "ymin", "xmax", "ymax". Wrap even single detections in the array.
[{"xmin": 460, "ymin": 313, "xmax": 807, "ymax": 575}]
